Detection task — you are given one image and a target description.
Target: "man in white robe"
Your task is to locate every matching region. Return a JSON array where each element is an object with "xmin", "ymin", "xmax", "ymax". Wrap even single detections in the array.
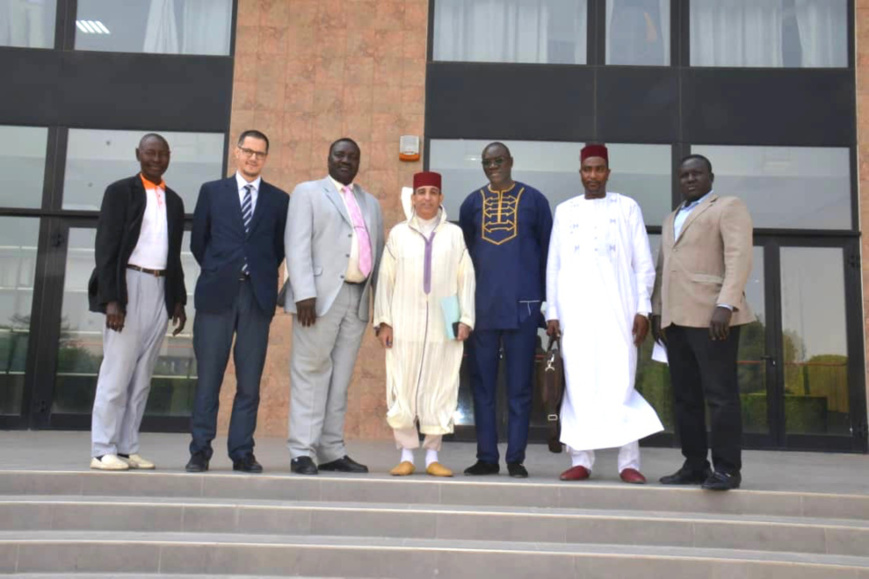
[
  {"xmin": 546, "ymin": 144, "xmax": 663, "ymax": 484},
  {"xmin": 374, "ymin": 171, "xmax": 476, "ymax": 477}
]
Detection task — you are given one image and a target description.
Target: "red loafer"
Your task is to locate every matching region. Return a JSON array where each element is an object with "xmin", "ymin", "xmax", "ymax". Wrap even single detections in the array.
[
  {"xmin": 560, "ymin": 465, "xmax": 591, "ymax": 481},
  {"xmin": 619, "ymin": 468, "xmax": 647, "ymax": 484}
]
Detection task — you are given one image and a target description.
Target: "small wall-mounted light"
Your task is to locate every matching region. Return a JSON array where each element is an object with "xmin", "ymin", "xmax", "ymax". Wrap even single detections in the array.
[{"xmin": 399, "ymin": 135, "xmax": 420, "ymax": 162}]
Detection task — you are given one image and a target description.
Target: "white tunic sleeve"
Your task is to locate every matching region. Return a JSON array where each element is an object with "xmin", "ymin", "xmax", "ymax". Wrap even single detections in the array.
[
  {"xmin": 628, "ymin": 201, "xmax": 655, "ymax": 315},
  {"xmin": 457, "ymin": 244, "xmax": 476, "ymax": 329}
]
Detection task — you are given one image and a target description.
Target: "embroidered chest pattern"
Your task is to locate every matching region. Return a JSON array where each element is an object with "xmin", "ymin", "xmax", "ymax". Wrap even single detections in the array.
[{"xmin": 479, "ymin": 186, "xmax": 525, "ymax": 246}]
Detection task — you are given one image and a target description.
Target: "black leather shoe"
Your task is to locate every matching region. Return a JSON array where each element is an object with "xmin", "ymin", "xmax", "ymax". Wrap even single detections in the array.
[
  {"xmin": 291, "ymin": 456, "xmax": 318, "ymax": 475},
  {"xmin": 318, "ymin": 455, "xmax": 369, "ymax": 473},
  {"xmin": 659, "ymin": 467, "xmax": 712, "ymax": 485},
  {"xmin": 507, "ymin": 462, "xmax": 528, "ymax": 478},
  {"xmin": 702, "ymin": 471, "xmax": 741, "ymax": 491},
  {"xmin": 232, "ymin": 454, "xmax": 263, "ymax": 473},
  {"xmin": 463, "ymin": 460, "xmax": 500, "ymax": 476},
  {"xmin": 185, "ymin": 452, "xmax": 209, "ymax": 473}
]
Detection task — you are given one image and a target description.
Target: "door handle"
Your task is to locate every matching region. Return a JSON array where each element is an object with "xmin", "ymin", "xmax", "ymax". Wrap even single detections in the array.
[
  {"xmin": 760, "ymin": 355, "xmax": 776, "ymax": 367},
  {"xmin": 50, "ymin": 232, "xmax": 65, "ymax": 248}
]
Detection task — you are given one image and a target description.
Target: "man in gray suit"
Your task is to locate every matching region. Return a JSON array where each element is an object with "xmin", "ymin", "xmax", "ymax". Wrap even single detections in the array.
[{"xmin": 285, "ymin": 138, "xmax": 385, "ymax": 475}]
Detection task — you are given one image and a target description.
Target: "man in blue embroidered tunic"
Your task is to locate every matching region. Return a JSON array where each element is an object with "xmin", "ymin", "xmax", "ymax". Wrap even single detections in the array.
[{"xmin": 459, "ymin": 142, "xmax": 553, "ymax": 478}]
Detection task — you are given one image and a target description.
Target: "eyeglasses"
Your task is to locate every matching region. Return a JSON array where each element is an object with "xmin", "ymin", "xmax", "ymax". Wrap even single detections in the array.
[
  {"xmin": 238, "ymin": 146, "xmax": 268, "ymax": 160},
  {"xmin": 481, "ymin": 157, "xmax": 507, "ymax": 168}
]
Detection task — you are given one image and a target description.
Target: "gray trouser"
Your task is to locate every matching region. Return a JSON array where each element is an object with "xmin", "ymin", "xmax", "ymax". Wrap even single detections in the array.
[
  {"xmin": 288, "ymin": 283, "xmax": 366, "ymax": 462},
  {"xmin": 91, "ymin": 269, "xmax": 168, "ymax": 457}
]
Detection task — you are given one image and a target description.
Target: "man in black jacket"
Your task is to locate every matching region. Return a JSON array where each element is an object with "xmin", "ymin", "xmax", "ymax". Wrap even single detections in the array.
[{"xmin": 87, "ymin": 133, "xmax": 187, "ymax": 471}]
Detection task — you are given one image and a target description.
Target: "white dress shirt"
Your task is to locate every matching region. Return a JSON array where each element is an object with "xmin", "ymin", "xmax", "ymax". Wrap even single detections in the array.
[
  {"xmin": 236, "ymin": 172, "xmax": 261, "ymax": 216},
  {"xmin": 128, "ymin": 177, "xmax": 169, "ymax": 270}
]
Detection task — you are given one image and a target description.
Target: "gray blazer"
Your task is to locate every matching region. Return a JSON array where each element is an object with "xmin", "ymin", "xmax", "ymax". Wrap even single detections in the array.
[{"xmin": 284, "ymin": 176, "xmax": 385, "ymax": 322}]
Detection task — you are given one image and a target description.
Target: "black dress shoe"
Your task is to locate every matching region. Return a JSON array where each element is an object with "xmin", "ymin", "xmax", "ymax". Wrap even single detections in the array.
[
  {"xmin": 185, "ymin": 452, "xmax": 209, "ymax": 473},
  {"xmin": 232, "ymin": 454, "xmax": 263, "ymax": 473},
  {"xmin": 659, "ymin": 467, "xmax": 712, "ymax": 485},
  {"xmin": 291, "ymin": 456, "xmax": 318, "ymax": 475},
  {"xmin": 507, "ymin": 462, "xmax": 528, "ymax": 478},
  {"xmin": 318, "ymin": 455, "xmax": 369, "ymax": 473},
  {"xmin": 463, "ymin": 460, "xmax": 500, "ymax": 476},
  {"xmin": 702, "ymin": 471, "xmax": 741, "ymax": 491}
]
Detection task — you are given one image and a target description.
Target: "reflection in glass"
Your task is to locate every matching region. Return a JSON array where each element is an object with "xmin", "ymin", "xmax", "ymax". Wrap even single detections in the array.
[
  {"xmin": 0, "ymin": 0, "xmax": 57, "ymax": 48},
  {"xmin": 736, "ymin": 247, "xmax": 767, "ymax": 433},
  {"xmin": 0, "ymin": 218, "xmax": 38, "ymax": 415},
  {"xmin": 690, "ymin": 0, "xmax": 847, "ymax": 68},
  {"xmin": 0, "ymin": 125, "xmax": 47, "ymax": 209},
  {"xmin": 780, "ymin": 247, "xmax": 849, "ymax": 435},
  {"xmin": 433, "ymin": 0, "xmax": 588, "ymax": 64},
  {"xmin": 691, "ymin": 146, "xmax": 851, "ymax": 230},
  {"xmin": 75, "ymin": 0, "xmax": 232, "ymax": 55},
  {"xmin": 606, "ymin": 0, "xmax": 669, "ymax": 65},
  {"xmin": 53, "ymin": 229, "xmax": 199, "ymax": 417},
  {"xmin": 64, "ymin": 129, "xmax": 224, "ymax": 213},
  {"xmin": 430, "ymin": 139, "xmax": 672, "ymax": 226}
]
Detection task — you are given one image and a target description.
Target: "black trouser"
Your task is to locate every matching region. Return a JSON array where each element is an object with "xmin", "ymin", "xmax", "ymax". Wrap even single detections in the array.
[{"xmin": 666, "ymin": 324, "xmax": 742, "ymax": 475}]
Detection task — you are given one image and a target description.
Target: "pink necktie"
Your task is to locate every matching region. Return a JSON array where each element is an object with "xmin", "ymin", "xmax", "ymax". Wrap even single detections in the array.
[{"xmin": 341, "ymin": 186, "xmax": 372, "ymax": 277}]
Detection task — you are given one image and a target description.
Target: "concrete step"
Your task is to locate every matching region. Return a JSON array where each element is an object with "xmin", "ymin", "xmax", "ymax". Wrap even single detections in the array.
[
  {"xmin": 2, "ymin": 470, "xmax": 867, "ymax": 521},
  {"xmin": 1, "ymin": 531, "xmax": 868, "ymax": 578},
  {"xmin": 0, "ymin": 496, "xmax": 867, "ymax": 556}
]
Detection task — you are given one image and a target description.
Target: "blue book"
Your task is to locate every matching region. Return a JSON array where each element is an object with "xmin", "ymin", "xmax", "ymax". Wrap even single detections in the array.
[{"xmin": 440, "ymin": 295, "xmax": 461, "ymax": 340}]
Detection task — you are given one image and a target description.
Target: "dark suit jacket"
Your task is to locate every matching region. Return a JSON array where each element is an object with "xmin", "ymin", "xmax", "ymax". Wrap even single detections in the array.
[
  {"xmin": 191, "ymin": 176, "xmax": 289, "ymax": 315},
  {"xmin": 88, "ymin": 174, "xmax": 187, "ymax": 315}
]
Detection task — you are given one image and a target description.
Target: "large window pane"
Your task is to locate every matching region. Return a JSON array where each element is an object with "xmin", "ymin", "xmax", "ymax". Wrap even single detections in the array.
[
  {"xmin": 53, "ymin": 228, "xmax": 198, "ymax": 416},
  {"xmin": 0, "ymin": 126, "xmax": 47, "ymax": 209},
  {"xmin": 433, "ymin": 0, "xmax": 588, "ymax": 64},
  {"xmin": 75, "ymin": 0, "xmax": 232, "ymax": 56},
  {"xmin": 780, "ymin": 247, "xmax": 849, "ymax": 436},
  {"xmin": 64, "ymin": 129, "xmax": 225, "ymax": 213},
  {"xmin": 606, "ymin": 0, "xmax": 669, "ymax": 65},
  {"xmin": 690, "ymin": 0, "xmax": 847, "ymax": 68},
  {"xmin": 0, "ymin": 217, "xmax": 38, "ymax": 415},
  {"xmin": 690, "ymin": 146, "xmax": 851, "ymax": 230},
  {"xmin": 430, "ymin": 139, "xmax": 672, "ymax": 226},
  {"xmin": 0, "ymin": 0, "xmax": 57, "ymax": 49}
]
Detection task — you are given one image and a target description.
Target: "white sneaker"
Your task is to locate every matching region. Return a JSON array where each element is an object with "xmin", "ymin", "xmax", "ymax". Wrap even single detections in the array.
[
  {"xmin": 90, "ymin": 455, "xmax": 130, "ymax": 471},
  {"xmin": 122, "ymin": 454, "xmax": 155, "ymax": 469}
]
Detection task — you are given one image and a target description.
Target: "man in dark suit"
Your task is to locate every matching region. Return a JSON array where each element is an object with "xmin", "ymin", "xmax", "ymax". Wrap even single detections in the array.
[
  {"xmin": 652, "ymin": 154, "xmax": 755, "ymax": 491},
  {"xmin": 88, "ymin": 133, "xmax": 187, "ymax": 471},
  {"xmin": 186, "ymin": 130, "xmax": 289, "ymax": 474}
]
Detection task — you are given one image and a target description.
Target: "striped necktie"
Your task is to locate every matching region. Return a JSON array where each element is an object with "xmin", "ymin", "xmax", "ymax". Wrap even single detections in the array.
[{"xmin": 241, "ymin": 184, "xmax": 252, "ymax": 274}]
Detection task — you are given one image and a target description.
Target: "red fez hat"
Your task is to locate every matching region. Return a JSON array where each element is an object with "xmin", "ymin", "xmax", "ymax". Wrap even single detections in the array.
[
  {"xmin": 413, "ymin": 171, "xmax": 442, "ymax": 191},
  {"xmin": 581, "ymin": 144, "xmax": 609, "ymax": 163}
]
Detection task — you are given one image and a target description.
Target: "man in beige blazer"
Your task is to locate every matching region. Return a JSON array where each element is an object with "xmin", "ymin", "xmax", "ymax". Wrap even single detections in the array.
[{"xmin": 651, "ymin": 154, "xmax": 754, "ymax": 491}]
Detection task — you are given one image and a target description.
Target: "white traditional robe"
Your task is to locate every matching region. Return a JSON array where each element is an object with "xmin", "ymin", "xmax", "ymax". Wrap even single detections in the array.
[
  {"xmin": 546, "ymin": 192, "xmax": 663, "ymax": 451},
  {"xmin": 374, "ymin": 209, "xmax": 476, "ymax": 436}
]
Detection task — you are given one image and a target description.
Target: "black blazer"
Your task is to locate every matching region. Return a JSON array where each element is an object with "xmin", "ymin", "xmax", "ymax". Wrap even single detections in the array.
[
  {"xmin": 191, "ymin": 176, "xmax": 288, "ymax": 315},
  {"xmin": 88, "ymin": 175, "xmax": 187, "ymax": 315}
]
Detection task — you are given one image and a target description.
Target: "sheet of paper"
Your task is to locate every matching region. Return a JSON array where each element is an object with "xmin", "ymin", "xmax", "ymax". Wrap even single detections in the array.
[{"xmin": 652, "ymin": 341, "xmax": 668, "ymax": 365}]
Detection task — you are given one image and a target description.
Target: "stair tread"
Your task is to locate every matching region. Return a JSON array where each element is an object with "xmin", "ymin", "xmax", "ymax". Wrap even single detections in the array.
[
  {"xmin": 2, "ymin": 494, "xmax": 868, "ymax": 528},
  {"xmin": 3, "ymin": 530, "xmax": 869, "ymax": 567}
]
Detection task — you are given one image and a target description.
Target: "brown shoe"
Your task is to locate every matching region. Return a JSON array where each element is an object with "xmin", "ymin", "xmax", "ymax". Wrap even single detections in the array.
[
  {"xmin": 559, "ymin": 465, "xmax": 591, "ymax": 481},
  {"xmin": 619, "ymin": 468, "xmax": 647, "ymax": 484},
  {"xmin": 426, "ymin": 462, "xmax": 453, "ymax": 477},
  {"xmin": 390, "ymin": 461, "xmax": 415, "ymax": 476}
]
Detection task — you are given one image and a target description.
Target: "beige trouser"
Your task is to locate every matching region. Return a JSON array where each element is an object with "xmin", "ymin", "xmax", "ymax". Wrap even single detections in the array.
[{"xmin": 393, "ymin": 426, "xmax": 442, "ymax": 451}]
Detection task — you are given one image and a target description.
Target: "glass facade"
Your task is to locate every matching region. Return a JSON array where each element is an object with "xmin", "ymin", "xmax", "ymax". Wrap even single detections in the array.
[
  {"xmin": 74, "ymin": 0, "xmax": 233, "ymax": 56},
  {"xmin": 690, "ymin": 0, "xmax": 847, "ymax": 68},
  {"xmin": 0, "ymin": 217, "xmax": 38, "ymax": 415},
  {"xmin": 433, "ymin": 0, "xmax": 588, "ymax": 64},
  {"xmin": 606, "ymin": 0, "xmax": 669, "ymax": 65},
  {"xmin": 691, "ymin": 146, "xmax": 851, "ymax": 230},
  {"xmin": 0, "ymin": 126, "xmax": 47, "ymax": 209},
  {"xmin": 0, "ymin": 0, "xmax": 58, "ymax": 49},
  {"xmin": 64, "ymin": 129, "xmax": 225, "ymax": 212}
]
